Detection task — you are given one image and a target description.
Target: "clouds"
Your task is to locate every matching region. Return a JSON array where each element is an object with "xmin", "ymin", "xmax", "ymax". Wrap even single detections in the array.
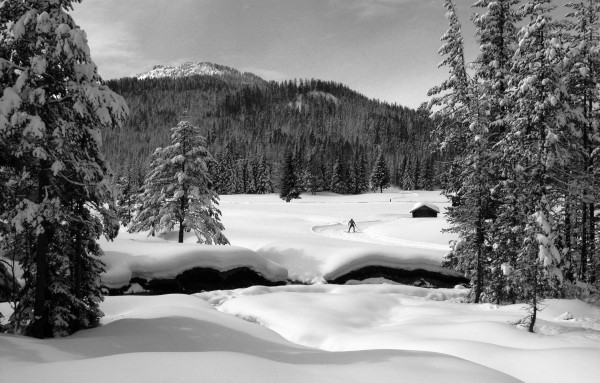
[
  {"xmin": 80, "ymin": 21, "xmax": 144, "ymax": 78},
  {"xmin": 327, "ymin": 0, "xmax": 434, "ymax": 19}
]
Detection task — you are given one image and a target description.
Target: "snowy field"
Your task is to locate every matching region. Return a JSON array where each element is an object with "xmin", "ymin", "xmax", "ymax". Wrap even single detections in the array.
[{"xmin": 2, "ymin": 190, "xmax": 600, "ymax": 383}]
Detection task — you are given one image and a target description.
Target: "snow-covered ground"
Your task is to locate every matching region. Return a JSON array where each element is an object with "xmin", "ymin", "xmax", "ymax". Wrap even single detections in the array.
[
  {"xmin": 218, "ymin": 190, "xmax": 458, "ymax": 283},
  {"xmin": 2, "ymin": 189, "xmax": 600, "ymax": 383}
]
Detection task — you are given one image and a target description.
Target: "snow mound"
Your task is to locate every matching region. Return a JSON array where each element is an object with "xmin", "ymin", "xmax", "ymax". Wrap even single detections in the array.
[
  {"xmin": 101, "ymin": 236, "xmax": 288, "ymax": 289},
  {"xmin": 0, "ymin": 294, "xmax": 523, "ymax": 383},
  {"xmin": 322, "ymin": 248, "xmax": 466, "ymax": 285},
  {"xmin": 556, "ymin": 311, "xmax": 574, "ymax": 321}
]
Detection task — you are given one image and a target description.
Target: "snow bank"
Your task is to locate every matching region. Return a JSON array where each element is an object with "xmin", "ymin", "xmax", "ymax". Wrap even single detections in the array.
[
  {"xmin": 100, "ymin": 233, "xmax": 288, "ymax": 289},
  {"xmin": 0, "ymin": 294, "xmax": 522, "ymax": 383},
  {"xmin": 213, "ymin": 288, "xmax": 600, "ymax": 383},
  {"xmin": 196, "ymin": 283, "xmax": 469, "ymax": 306},
  {"xmin": 321, "ymin": 247, "xmax": 465, "ymax": 284}
]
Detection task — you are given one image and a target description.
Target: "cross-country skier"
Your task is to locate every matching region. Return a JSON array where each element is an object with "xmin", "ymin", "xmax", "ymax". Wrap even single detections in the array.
[{"xmin": 348, "ymin": 218, "xmax": 356, "ymax": 233}]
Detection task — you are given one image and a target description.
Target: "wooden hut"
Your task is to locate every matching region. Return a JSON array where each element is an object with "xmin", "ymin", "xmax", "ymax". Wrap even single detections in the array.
[{"xmin": 409, "ymin": 202, "xmax": 440, "ymax": 218}]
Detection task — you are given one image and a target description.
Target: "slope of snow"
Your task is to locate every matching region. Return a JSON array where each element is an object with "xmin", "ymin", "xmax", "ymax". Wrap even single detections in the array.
[
  {"xmin": 0, "ymin": 294, "xmax": 522, "ymax": 383},
  {"xmin": 212, "ymin": 287, "xmax": 600, "ymax": 383}
]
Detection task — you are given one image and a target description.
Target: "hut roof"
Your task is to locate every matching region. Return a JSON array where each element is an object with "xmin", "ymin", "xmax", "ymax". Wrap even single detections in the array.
[{"xmin": 409, "ymin": 202, "xmax": 440, "ymax": 213}]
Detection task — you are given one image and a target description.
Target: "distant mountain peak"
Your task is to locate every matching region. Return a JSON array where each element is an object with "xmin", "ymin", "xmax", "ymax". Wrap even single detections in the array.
[{"xmin": 136, "ymin": 61, "xmax": 264, "ymax": 84}]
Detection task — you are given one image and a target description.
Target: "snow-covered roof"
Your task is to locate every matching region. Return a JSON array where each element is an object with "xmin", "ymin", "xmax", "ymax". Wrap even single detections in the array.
[{"xmin": 409, "ymin": 202, "xmax": 440, "ymax": 213}]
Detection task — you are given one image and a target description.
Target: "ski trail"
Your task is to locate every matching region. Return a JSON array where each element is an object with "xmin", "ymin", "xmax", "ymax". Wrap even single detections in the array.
[{"xmin": 312, "ymin": 221, "xmax": 450, "ymax": 251}]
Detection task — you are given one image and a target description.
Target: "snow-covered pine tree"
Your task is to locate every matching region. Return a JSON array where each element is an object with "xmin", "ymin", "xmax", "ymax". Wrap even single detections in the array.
[
  {"xmin": 255, "ymin": 155, "xmax": 273, "ymax": 194},
  {"xmin": 358, "ymin": 153, "xmax": 369, "ymax": 193},
  {"xmin": 420, "ymin": 156, "xmax": 435, "ymax": 191},
  {"xmin": 370, "ymin": 150, "xmax": 390, "ymax": 193},
  {"xmin": 247, "ymin": 158, "xmax": 258, "ymax": 194},
  {"xmin": 412, "ymin": 158, "xmax": 421, "ymax": 190},
  {"xmin": 331, "ymin": 157, "xmax": 349, "ymax": 194},
  {"xmin": 0, "ymin": 0, "xmax": 128, "ymax": 337},
  {"xmin": 116, "ymin": 168, "xmax": 140, "ymax": 226},
  {"xmin": 234, "ymin": 158, "xmax": 250, "ymax": 193},
  {"xmin": 429, "ymin": 0, "xmax": 493, "ymax": 303},
  {"xmin": 220, "ymin": 147, "xmax": 237, "ymax": 194},
  {"xmin": 499, "ymin": 0, "xmax": 569, "ymax": 331},
  {"xmin": 279, "ymin": 152, "xmax": 301, "ymax": 202},
  {"xmin": 563, "ymin": 0, "xmax": 600, "ymax": 284},
  {"xmin": 350, "ymin": 152, "xmax": 369, "ymax": 194},
  {"xmin": 471, "ymin": 0, "xmax": 521, "ymax": 303},
  {"xmin": 208, "ymin": 154, "xmax": 224, "ymax": 194},
  {"xmin": 129, "ymin": 121, "xmax": 229, "ymax": 245},
  {"xmin": 302, "ymin": 151, "xmax": 322, "ymax": 195},
  {"xmin": 402, "ymin": 157, "xmax": 415, "ymax": 190}
]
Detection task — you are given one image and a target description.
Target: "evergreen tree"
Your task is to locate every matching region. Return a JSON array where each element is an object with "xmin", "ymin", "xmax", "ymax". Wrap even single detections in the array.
[
  {"xmin": 330, "ymin": 157, "xmax": 349, "ymax": 194},
  {"xmin": 564, "ymin": 0, "xmax": 600, "ymax": 284},
  {"xmin": 303, "ymin": 152, "xmax": 322, "ymax": 195},
  {"xmin": 498, "ymin": 0, "xmax": 568, "ymax": 331},
  {"xmin": 402, "ymin": 158, "xmax": 415, "ymax": 190},
  {"xmin": 116, "ymin": 168, "xmax": 140, "ymax": 226},
  {"xmin": 351, "ymin": 152, "xmax": 369, "ymax": 194},
  {"xmin": 279, "ymin": 152, "xmax": 301, "ymax": 202},
  {"xmin": 430, "ymin": 0, "xmax": 521, "ymax": 305},
  {"xmin": 370, "ymin": 150, "xmax": 390, "ymax": 193},
  {"xmin": 208, "ymin": 155, "xmax": 224, "ymax": 194},
  {"xmin": 0, "ymin": 0, "xmax": 128, "ymax": 337},
  {"xmin": 220, "ymin": 147, "xmax": 237, "ymax": 194},
  {"xmin": 413, "ymin": 158, "xmax": 421, "ymax": 190},
  {"xmin": 255, "ymin": 155, "xmax": 273, "ymax": 194},
  {"xmin": 357, "ymin": 153, "xmax": 370, "ymax": 193},
  {"xmin": 130, "ymin": 121, "xmax": 229, "ymax": 245},
  {"xmin": 421, "ymin": 156, "xmax": 435, "ymax": 191}
]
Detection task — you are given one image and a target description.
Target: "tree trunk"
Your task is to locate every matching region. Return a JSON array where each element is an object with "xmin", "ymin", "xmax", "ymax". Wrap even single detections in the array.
[
  {"xmin": 30, "ymin": 165, "xmax": 50, "ymax": 339},
  {"xmin": 564, "ymin": 199, "xmax": 573, "ymax": 282},
  {"xmin": 178, "ymin": 220, "xmax": 185, "ymax": 243},
  {"xmin": 529, "ymin": 262, "xmax": 538, "ymax": 333},
  {"xmin": 589, "ymin": 202, "xmax": 596, "ymax": 283},
  {"xmin": 474, "ymin": 191, "xmax": 485, "ymax": 303},
  {"xmin": 31, "ymin": 226, "xmax": 49, "ymax": 339},
  {"xmin": 582, "ymin": 202, "xmax": 588, "ymax": 281},
  {"xmin": 475, "ymin": 222, "xmax": 484, "ymax": 303},
  {"xmin": 72, "ymin": 201, "xmax": 84, "ymax": 332}
]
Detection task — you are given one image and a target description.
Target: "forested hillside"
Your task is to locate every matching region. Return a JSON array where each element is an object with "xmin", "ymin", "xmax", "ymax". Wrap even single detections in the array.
[{"xmin": 104, "ymin": 71, "xmax": 437, "ymax": 195}]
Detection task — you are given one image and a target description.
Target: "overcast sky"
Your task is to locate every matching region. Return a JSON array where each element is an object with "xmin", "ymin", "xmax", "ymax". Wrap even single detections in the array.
[{"xmin": 69, "ymin": 0, "xmax": 565, "ymax": 109}]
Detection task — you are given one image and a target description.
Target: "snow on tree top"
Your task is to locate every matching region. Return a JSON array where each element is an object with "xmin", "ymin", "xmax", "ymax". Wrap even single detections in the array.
[
  {"xmin": 135, "ymin": 61, "xmax": 264, "ymax": 83},
  {"xmin": 409, "ymin": 202, "xmax": 440, "ymax": 213}
]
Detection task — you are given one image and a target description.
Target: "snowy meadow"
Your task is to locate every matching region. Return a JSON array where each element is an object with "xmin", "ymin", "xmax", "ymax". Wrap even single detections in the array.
[{"xmin": 2, "ymin": 190, "xmax": 600, "ymax": 383}]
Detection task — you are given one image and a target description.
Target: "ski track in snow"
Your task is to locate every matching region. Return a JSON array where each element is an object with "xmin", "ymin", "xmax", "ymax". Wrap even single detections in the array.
[{"xmin": 312, "ymin": 221, "xmax": 450, "ymax": 251}]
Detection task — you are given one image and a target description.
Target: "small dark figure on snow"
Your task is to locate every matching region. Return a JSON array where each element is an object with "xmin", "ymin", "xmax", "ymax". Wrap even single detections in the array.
[{"xmin": 348, "ymin": 218, "xmax": 356, "ymax": 233}]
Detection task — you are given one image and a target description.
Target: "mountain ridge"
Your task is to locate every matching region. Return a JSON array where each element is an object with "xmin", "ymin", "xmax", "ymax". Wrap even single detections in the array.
[{"xmin": 135, "ymin": 61, "xmax": 266, "ymax": 85}]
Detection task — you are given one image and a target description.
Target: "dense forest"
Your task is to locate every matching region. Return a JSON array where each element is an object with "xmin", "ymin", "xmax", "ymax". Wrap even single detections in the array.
[
  {"xmin": 430, "ymin": 0, "xmax": 600, "ymax": 331},
  {"xmin": 104, "ymin": 73, "xmax": 437, "ymax": 195}
]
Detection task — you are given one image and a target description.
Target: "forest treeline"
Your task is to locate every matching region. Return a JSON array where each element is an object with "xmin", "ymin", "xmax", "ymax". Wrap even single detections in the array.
[{"xmin": 104, "ymin": 74, "xmax": 437, "ymax": 195}]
